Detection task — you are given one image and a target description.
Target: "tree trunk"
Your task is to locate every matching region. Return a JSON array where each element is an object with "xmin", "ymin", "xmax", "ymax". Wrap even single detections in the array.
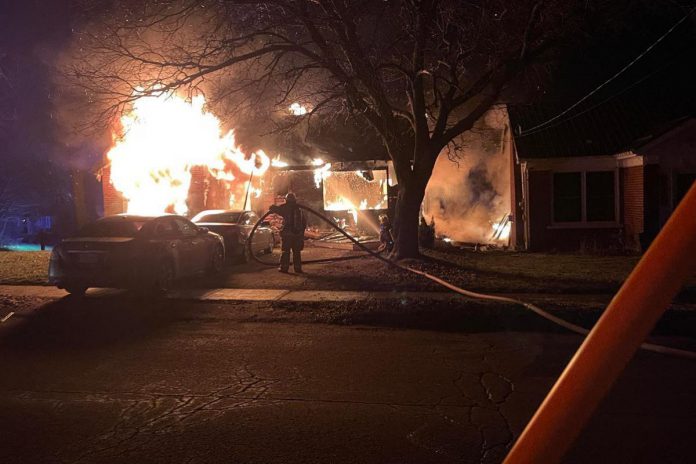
[{"xmin": 391, "ymin": 177, "xmax": 427, "ymax": 260}]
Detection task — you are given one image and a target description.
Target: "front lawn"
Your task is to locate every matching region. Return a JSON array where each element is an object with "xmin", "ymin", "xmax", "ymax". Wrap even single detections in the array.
[
  {"xmin": 0, "ymin": 251, "xmax": 50, "ymax": 285},
  {"xmin": 423, "ymin": 248, "xmax": 642, "ymax": 292},
  {"xmin": 1, "ymin": 246, "xmax": 692, "ymax": 296}
]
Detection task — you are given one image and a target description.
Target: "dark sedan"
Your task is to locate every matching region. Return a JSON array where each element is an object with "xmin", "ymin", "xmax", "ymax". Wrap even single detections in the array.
[
  {"xmin": 192, "ymin": 210, "xmax": 274, "ymax": 263},
  {"xmin": 48, "ymin": 215, "xmax": 225, "ymax": 295}
]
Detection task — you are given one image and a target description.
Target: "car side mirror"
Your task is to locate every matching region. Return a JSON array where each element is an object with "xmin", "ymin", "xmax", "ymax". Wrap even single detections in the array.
[
  {"xmin": 260, "ymin": 221, "xmax": 270, "ymax": 227},
  {"xmin": 197, "ymin": 227, "xmax": 209, "ymax": 234}
]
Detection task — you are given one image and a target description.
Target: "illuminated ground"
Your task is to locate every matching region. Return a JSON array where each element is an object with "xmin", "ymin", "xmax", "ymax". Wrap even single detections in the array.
[
  {"xmin": 0, "ymin": 296, "xmax": 694, "ymax": 464},
  {"xmin": 3, "ymin": 245, "xmax": 694, "ymax": 297}
]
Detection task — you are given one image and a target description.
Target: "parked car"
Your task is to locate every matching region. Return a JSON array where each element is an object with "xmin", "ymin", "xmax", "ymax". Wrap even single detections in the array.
[
  {"xmin": 48, "ymin": 214, "xmax": 225, "ymax": 295},
  {"xmin": 191, "ymin": 209, "xmax": 274, "ymax": 262}
]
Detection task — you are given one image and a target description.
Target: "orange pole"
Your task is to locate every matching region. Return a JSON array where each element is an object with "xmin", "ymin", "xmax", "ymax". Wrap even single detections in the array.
[{"xmin": 504, "ymin": 182, "xmax": 696, "ymax": 464}]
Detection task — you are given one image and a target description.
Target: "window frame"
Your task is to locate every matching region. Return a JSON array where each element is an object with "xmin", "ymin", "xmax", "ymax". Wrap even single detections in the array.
[{"xmin": 550, "ymin": 169, "xmax": 620, "ymax": 228}]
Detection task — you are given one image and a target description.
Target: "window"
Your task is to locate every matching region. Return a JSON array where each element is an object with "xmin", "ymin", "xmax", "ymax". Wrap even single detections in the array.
[
  {"xmin": 174, "ymin": 218, "xmax": 198, "ymax": 237},
  {"xmin": 243, "ymin": 213, "xmax": 258, "ymax": 225},
  {"xmin": 586, "ymin": 171, "xmax": 615, "ymax": 221},
  {"xmin": 553, "ymin": 173, "xmax": 581, "ymax": 222},
  {"xmin": 153, "ymin": 219, "xmax": 178, "ymax": 237},
  {"xmin": 78, "ymin": 218, "xmax": 147, "ymax": 237},
  {"xmin": 192, "ymin": 212, "xmax": 241, "ymax": 224},
  {"xmin": 553, "ymin": 170, "xmax": 616, "ymax": 224}
]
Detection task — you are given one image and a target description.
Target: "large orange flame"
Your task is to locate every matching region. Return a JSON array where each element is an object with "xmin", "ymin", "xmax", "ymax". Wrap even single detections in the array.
[{"xmin": 106, "ymin": 92, "xmax": 269, "ymax": 215}]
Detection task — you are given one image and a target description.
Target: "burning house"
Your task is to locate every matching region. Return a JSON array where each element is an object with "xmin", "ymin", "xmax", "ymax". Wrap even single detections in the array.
[
  {"xmin": 99, "ymin": 91, "xmax": 395, "ymax": 240},
  {"xmin": 98, "ymin": 92, "xmax": 519, "ymax": 248}
]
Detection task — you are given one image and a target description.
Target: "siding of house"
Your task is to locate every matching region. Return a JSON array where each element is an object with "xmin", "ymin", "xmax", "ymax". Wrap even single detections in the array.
[{"xmin": 620, "ymin": 165, "xmax": 643, "ymax": 251}]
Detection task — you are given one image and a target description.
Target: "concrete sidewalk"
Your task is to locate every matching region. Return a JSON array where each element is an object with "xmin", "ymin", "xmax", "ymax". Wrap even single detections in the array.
[{"xmin": 0, "ymin": 284, "xmax": 457, "ymax": 302}]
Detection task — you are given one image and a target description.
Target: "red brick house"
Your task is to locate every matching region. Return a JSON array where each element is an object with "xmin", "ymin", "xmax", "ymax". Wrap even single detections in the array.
[{"xmin": 508, "ymin": 111, "xmax": 696, "ymax": 252}]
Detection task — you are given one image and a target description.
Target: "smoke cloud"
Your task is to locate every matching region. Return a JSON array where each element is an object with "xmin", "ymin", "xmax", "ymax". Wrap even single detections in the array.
[{"xmin": 423, "ymin": 107, "xmax": 511, "ymax": 244}]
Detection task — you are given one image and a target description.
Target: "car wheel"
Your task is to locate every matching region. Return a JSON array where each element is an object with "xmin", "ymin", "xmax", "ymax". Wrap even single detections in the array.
[
  {"xmin": 65, "ymin": 285, "xmax": 87, "ymax": 297},
  {"xmin": 208, "ymin": 245, "xmax": 225, "ymax": 274},
  {"xmin": 154, "ymin": 260, "xmax": 175, "ymax": 295}
]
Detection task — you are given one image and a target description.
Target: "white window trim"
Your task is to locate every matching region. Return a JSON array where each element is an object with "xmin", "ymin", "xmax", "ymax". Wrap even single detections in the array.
[{"xmin": 550, "ymin": 169, "xmax": 620, "ymax": 228}]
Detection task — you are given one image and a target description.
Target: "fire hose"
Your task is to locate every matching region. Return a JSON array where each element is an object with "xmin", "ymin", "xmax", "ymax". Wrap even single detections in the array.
[{"xmin": 247, "ymin": 204, "xmax": 696, "ymax": 360}]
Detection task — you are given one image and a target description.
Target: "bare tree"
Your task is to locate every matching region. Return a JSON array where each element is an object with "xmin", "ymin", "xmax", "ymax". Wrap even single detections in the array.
[
  {"xmin": 0, "ymin": 50, "xmax": 18, "ymax": 138},
  {"xmin": 0, "ymin": 173, "xmax": 39, "ymax": 244},
  {"xmin": 66, "ymin": 0, "xmax": 600, "ymax": 258}
]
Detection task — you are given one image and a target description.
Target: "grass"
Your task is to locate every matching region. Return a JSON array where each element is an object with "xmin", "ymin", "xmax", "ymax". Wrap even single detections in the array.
[
  {"xmin": 304, "ymin": 246, "xmax": 694, "ymax": 294},
  {"xmin": 424, "ymin": 248, "xmax": 641, "ymax": 290},
  {"xmin": 1, "ymin": 246, "xmax": 692, "ymax": 296},
  {"xmin": 0, "ymin": 251, "xmax": 50, "ymax": 285}
]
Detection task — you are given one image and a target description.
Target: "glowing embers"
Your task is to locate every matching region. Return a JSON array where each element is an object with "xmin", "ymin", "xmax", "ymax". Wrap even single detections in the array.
[{"xmin": 106, "ymin": 91, "xmax": 269, "ymax": 215}]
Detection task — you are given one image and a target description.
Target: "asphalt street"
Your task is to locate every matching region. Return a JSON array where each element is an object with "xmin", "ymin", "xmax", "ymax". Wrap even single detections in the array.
[{"xmin": 0, "ymin": 296, "xmax": 694, "ymax": 464}]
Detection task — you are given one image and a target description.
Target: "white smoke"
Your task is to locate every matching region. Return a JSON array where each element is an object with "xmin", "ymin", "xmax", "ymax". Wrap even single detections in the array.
[{"xmin": 423, "ymin": 107, "xmax": 511, "ymax": 244}]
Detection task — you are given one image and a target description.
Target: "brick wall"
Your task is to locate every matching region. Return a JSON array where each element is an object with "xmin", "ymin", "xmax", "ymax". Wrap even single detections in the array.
[{"xmin": 101, "ymin": 165, "xmax": 127, "ymax": 216}]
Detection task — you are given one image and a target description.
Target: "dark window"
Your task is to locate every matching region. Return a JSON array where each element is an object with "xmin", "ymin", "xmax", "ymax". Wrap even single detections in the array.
[
  {"xmin": 192, "ymin": 212, "xmax": 242, "ymax": 224},
  {"xmin": 675, "ymin": 173, "xmax": 696, "ymax": 207},
  {"xmin": 586, "ymin": 171, "xmax": 615, "ymax": 221},
  {"xmin": 553, "ymin": 172, "xmax": 582, "ymax": 222},
  {"xmin": 77, "ymin": 219, "xmax": 147, "ymax": 237},
  {"xmin": 243, "ymin": 213, "xmax": 258, "ymax": 225},
  {"xmin": 153, "ymin": 219, "xmax": 178, "ymax": 237},
  {"xmin": 174, "ymin": 218, "xmax": 198, "ymax": 237}
]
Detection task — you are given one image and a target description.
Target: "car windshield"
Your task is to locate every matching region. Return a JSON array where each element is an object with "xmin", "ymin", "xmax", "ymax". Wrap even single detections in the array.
[
  {"xmin": 193, "ymin": 212, "xmax": 241, "ymax": 223},
  {"xmin": 77, "ymin": 219, "xmax": 148, "ymax": 237}
]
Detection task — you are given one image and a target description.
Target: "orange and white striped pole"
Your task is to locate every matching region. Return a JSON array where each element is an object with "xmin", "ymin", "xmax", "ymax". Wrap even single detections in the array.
[{"xmin": 504, "ymin": 182, "xmax": 696, "ymax": 464}]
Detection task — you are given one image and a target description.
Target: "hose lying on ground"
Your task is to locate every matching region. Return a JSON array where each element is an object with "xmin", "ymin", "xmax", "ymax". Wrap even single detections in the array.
[{"xmin": 247, "ymin": 204, "xmax": 696, "ymax": 360}]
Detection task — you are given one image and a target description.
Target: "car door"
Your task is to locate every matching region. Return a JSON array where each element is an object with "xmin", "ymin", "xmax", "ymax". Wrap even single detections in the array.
[
  {"xmin": 244, "ymin": 212, "xmax": 263, "ymax": 253},
  {"xmin": 238, "ymin": 212, "xmax": 253, "ymax": 252},
  {"xmin": 173, "ymin": 217, "xmax": 206, "ymax": 274},
  {"xmin": 152, "ymin": 218, "xmax": 182, "ymax": 275}
]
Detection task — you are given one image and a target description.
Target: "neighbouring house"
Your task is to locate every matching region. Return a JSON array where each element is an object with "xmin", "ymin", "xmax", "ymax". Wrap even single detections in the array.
[{"xmin": 508, "ymin": 106, "xmax": 695, "ymax": 252}]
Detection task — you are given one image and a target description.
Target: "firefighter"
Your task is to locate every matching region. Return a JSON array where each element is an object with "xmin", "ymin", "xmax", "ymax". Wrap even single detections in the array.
[{"xmin": 269, "ymin": 192, "xmax": 307, "ymax": 273}]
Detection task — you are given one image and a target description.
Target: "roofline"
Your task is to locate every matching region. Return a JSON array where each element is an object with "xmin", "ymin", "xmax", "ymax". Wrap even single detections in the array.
[{"xmin": 632, "ymin": 116, "xmax": 695, "ymax": 153}]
